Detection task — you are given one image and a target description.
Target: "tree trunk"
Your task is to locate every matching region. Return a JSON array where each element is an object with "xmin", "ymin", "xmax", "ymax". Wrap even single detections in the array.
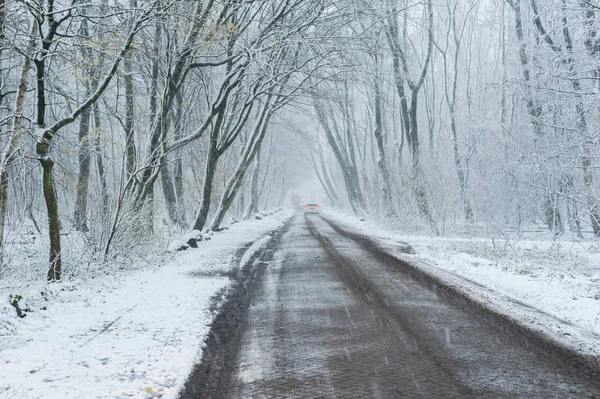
[
  {"xmin": 41, "ymin": 158, "xmax": 61, "ymax": 280},
  {"xmin": 277, "ymin": 170, "xmax": 287, "ymax": 208},
  {"xmin": 35, "ymin": 57, "xmax": 62, "ymax": 279},
  {"xmin": 191, "ymin": 93, "xmax": 240, "ymax": 230},
  {"xmin": 408, "ymin": 94, "xmax": 438, "ymax": 234},
  {"xmin": 210, "ymin": 109, "xmax": 272, "ymax": 231},
  {"xmin": 133, "ymin": 4, "xmax": 223, "ymax": 210},
  {"xmin": 311, "ymin": 150, "xmax": 339, "ymax": 207},
  {"xmin": 439, "ymin": 18, "xmax": 473, "ymax": 222},
  {"xmin": 372, "ymin": 57, "xmax": 395, "ymax": 217},
  {"xmin": 527, "ymin": 0, "xmax": 599, "ymax": 234},
  {"xmin": 160, "ymin": 161, "xmax": 184, "ymax": 226},
  {"xmin": 0, "ymin": 21, "xmax": 37, "ymax": 249},
  {"xmin": 74, "ymin": 97, "xmax": 92, "ymax": 232},
  {"xmin": 385, "ymin": 1, "xmax": 437, "ymax": 233},
  {"xmin": 123, "ymin": 51, "xmax": 136, "ymax": 178},
  {"xmin": 133, "ymin": 18, "xmax": 164, "ymax": 217},
  {"xmin": 500, "ymin": 1, "xmax": 509, "ymax": 160},
  {"xmin": 313, "ymin": 98, "xmax": 365, "ymax": 215},
  {"xmin": 193, "ymin": 138, "xmax": 219, "ymax": 231},
  {"xmin": 34, "ymin": 39, "xmax": 61, "ymax": 280},
  {"xmin": 582, "ymin": 152, "xmax": 600, "ymax": 235},
  {"xmin": 508, "ymin": 0, "xmax": 559, "ymax": 230},
  {"xmin": 243, "ymin": 150, "xmax": 261, "ymax": 218},
  {"xmin": 0, "ymin": 0, "xmax": 5, "ymax": 41},
  {"xmin": 565, "ymin": 177, "xmax": 583, "ymax": 238},
  {"xmin": 32, "ymin": 2, "xmax": 148, "ymax": 279},
  {"xmin": 160, "ymin": 94, "xmax": 185, "ymax": 226},
  {"xmin": 173, "ymin": 91, "xmax": 184, "ymax": 207},
  {"xmin": 560, "ymin": 9, "xmax": 600, "ymax": 235},
  {"xmin": 93, "ymin": 104, "xmax": 109, "ymax": 221},
  {"xmin": 509, "ymin": 0, "xmax": 543, "ymax": 135}
]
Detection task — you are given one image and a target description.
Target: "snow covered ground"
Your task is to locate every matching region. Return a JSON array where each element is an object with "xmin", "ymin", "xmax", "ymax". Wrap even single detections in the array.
[
  {"xmin": 3, "ymin": 206, "xmax": 598, "ymax": 399},
  {"xmin": 0, "ymin": 209, "xmax": 293, "ymax": 399},
  {"xmin": 322, "ymin": 209, "xmax": 600, "ymax": 358}
]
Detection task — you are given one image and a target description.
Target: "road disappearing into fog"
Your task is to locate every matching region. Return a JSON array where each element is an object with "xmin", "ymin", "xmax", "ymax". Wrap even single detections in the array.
[{"xmin": 181, "ymin": 213, "xmax": 600, "ymax": 398}]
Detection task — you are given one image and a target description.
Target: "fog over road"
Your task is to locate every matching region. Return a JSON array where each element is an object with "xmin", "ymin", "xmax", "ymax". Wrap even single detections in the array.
[{"xmin": 183, "ymin": 214, "xmax": 600, "ymax": 398}]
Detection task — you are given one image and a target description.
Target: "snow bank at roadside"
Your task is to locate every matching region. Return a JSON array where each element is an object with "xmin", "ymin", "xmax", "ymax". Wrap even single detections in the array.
[
  {"xmin": 0, "ymin": 209, "xmax": 293, "ymax": 399},
  {"xmin": 322, "ymin": 209, "xmax": 600, "ymax": 357}
]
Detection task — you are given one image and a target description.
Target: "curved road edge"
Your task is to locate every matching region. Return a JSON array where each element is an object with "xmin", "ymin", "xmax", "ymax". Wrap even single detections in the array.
[
  {"xmin": 318, "ymin": 213, "xmax": 600, "ymax": 379},
  {"xmin": 178, "ymin": 215, "xmax": 295, "ymax": 399}
]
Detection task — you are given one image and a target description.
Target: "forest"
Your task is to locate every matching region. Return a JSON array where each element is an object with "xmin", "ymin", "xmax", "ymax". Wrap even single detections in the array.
[{"xmin": 0, "ymin": 0, "xmax": 598, "ymax": 281}]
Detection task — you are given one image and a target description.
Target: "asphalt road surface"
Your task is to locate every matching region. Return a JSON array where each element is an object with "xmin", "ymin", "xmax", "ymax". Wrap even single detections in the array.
[{"xmin": 182, "ymin": 213, "xmax": 600, "ymax": 399}]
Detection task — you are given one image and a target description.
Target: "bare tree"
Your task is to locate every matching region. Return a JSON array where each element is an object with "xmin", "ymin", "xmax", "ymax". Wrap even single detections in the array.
[
  {"xmin": 434, "ymin": 1, "xmax": 477, "ymax": 222},
  {"xmin": 0, "ymin": 21, "xmax": 37, "ymax": 252},
  {"xmin": 30, "ymin": 1, "xmax": 156, "ymax": 280},
  {"xmin": 384, "ymin": 0, "xmax": 438, "ymax": 233}
]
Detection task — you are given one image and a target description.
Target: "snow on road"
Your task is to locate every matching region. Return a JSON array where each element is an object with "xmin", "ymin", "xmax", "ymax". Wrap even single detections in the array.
[
  {"xmin": 322, "ymin": 209, "xmax": 600, "ymax": 358},
  {"xmin": 0, "ymin": 210, "xmax": 292, "ymax": 399},
  {"xmin": 3, "ymin": 206, "xmax": 598, "ymax": 398}
]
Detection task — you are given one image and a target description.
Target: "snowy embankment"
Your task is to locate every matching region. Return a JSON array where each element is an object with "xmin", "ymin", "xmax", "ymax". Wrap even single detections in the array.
[
  {"xmin": 0, "ymin": 209, "xmax": 293, "ymax": 399},
  {"xmin": 322, "ymin": 209, "xmax": 600, "ymax": 358}
]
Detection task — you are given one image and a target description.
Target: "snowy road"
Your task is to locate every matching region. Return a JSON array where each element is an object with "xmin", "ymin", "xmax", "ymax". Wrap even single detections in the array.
[{"xmin": 183, "ymin": 213, "xmax": 600, "ymax": 398}]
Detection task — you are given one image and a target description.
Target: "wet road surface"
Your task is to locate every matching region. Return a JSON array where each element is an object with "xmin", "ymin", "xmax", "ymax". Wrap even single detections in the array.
[{"xmin": 183, "ymin": 214, "xmax": 600, "ymax": 398}]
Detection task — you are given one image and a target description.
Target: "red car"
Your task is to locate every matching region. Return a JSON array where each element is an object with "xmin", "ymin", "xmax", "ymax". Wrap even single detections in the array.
[{"xmin": 304, "ymin": 203, "xmax": 320, "ymax": 214}]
